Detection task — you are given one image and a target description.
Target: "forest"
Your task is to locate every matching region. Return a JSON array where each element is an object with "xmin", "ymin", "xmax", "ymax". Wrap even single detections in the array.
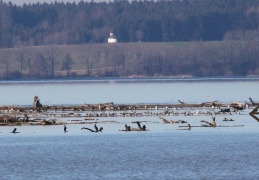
[
  {"xmin": 1, "ymin": 0, "xmax": 259, "ymax": 47},
  {"xmin": 0, "ymin": 0, "xmax": 259, "ymax": 79}
]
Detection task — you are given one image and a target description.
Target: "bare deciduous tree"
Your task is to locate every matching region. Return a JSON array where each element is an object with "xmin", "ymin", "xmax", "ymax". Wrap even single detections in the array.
[
  {"xmin": 46, "ymin": 46, "xmax": 59, "ymax": 77},
  {"xmin": 32, "ymin": 52, "xmax": 50, "ymax": 78},
  {"xmin": 16, "ymin": 48, "xmax": 25, "ymax": 77},
  {"xmin": 0, "ymin": 54, "xmax": 10, "ymax": 78},
  {"xmin": 23, "ymin": 50, "xmax": 34, "ymax": 76},
  {"xmin": 62, "ymin": 53, "xmax": 74, "ymax": 76}
]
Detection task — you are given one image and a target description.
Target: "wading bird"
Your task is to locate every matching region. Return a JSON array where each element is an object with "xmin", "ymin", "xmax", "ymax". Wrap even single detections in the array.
[{"xmin": 64, "ymin": 125, "xmax": 68, "ymax": 133}]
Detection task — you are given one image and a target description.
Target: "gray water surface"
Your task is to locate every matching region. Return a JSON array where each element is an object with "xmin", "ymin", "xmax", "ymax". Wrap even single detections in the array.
[
  {"xmin": 0, "ymin": 79, "xmax": 259, "ymax": 179},
  {"xmin": 0, "ymin": 78, "xmax": 258, "ymax": 105},
  {"xmin": 1, "ymin": 131, "xmax": 259, "ymax": 180}
]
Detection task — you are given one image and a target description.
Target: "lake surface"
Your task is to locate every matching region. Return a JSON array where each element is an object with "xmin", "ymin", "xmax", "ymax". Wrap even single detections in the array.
[
  {"xmin": 0, "ymin": 78, "xmax": 259, "ymax": 179},
  {"xmin": 0, "ymin": 78, "xmax": 259, "ymax": 105}
]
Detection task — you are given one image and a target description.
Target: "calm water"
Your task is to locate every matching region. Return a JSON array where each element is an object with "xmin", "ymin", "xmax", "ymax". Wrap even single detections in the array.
[
  {"xmin": 0, "ymin": 78, "xmax": 259, "ymax": 105},
  {"xmin": 0, "ymin": 78, "xmax": 259, "ymax": 179},
  {"xmin": 1, "ymin": 130, "xmax": 259, "ymax": 180}
]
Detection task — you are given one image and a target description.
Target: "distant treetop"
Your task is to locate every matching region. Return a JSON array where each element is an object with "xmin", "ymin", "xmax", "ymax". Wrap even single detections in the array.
[{"xmin": 0, "ymin": 0, "xmax": 259, "ymax": 47}]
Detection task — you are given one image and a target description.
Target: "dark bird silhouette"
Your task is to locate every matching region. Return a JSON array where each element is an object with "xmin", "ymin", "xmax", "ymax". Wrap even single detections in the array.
[
  {"xmin": 94, "ymin": 123, "xmax": 98, "ymax": 132},
  {"xmin": 12, "ymin": 128, "xmax": 16, "ymax": 133},
  {"xmin": 81, "ymin": 124, "xmax": 103, "ymax": 132},
  {"xmin": 136, "ymin": 121, "xmax": 142, "ymax": 129},
  {"xmin": 99, "ymin": 127, "xmax": 103, "ymax": 132},
  {"xmin": 64, "ymin": 125, "xmax": 68, "ymax": 133},
  {"xmin": 125, "ymin": 124, "xmax": 131, "ymax": 131},
  {"xmin": 11, "ymin": 128, "xmax": 20, "ymax": 133},
  {"xmin": 136, "ymin": 121, "xmax": 146, "ymax": 131},
  {"xmin": 187, "ymin": 124, "xmax": 191, "ymax": 130}
]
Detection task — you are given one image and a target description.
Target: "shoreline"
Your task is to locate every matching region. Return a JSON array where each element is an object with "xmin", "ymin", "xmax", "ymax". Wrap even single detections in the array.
[{"xmin": 1, "ymin": 76, "xmax": 259, "ymax": 84}]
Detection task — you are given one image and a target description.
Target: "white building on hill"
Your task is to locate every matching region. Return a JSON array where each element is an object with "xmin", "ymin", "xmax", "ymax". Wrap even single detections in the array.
[{"xmin": 108, "ymin": 32, "xmax": 117, "ymax": 43}]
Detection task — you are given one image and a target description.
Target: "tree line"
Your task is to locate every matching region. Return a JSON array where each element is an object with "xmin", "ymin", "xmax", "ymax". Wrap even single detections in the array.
[
  {"xmin": 0, "ymin": 0, "xmax": 259, "ymax": 47},
  {"xmin": 0, "ymin": 41, "xmax": 258, "ymax": 79}
]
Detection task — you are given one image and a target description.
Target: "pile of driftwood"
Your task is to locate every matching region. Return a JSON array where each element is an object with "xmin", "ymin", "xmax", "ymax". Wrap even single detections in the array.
[
  {"xmin": 0, "ymin": 114, "xmax": 60, "ymax": 126},
  {"xmin": 0, "ymin": 115, "xmax": 20, "ymax": 124},
  {"xmin": 178, "ymin": 116, "xmax": 244, "ymax": 129},
  {"xmin": 0, "ymin": 96, "xmax": 254, "ymax": 127},
  {"xmin": 1, "ymin": 96, "xmax": 255, "ymax": 112},
  {"xmin": 119, "ymin": 121, "xmax": 148, "ymax": 132},
  {"xmin": 159, "ymin": 117, "xmax": 187, "ymax": 124}
]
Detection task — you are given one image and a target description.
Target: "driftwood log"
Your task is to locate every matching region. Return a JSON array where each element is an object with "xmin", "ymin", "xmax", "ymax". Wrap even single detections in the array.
[
  {"xmin": 200, "ymin": 116, "xmax": 217, "ymax": 127},
  {"xmin": 159, "ymin": 117, "xmax": 187, "ymax": 124}
]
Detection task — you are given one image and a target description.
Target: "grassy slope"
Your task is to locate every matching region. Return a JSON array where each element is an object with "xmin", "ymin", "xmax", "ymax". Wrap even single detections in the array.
[
  {"xmin": 0, "ymin": 42, "xmax": 184, "ymax": 71},
  {"xmin": 0, "ymin": 41, "xmax": 258, "ymax": 78}
]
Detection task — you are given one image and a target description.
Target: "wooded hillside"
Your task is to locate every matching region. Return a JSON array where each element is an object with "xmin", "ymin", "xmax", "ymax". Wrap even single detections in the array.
[
  {"xmin": 0, "ymin": 0, "xmax": 259, "ymax": 47},
  {"xmin": 1, "ymin": 0, "xmax": 259, "ymax": 79}
]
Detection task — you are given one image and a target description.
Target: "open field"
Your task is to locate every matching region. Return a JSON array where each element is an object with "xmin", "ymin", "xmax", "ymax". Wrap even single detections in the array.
[{"xmin": 0, "ymin": 41, "xmax": 259, "ymax": 79}]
